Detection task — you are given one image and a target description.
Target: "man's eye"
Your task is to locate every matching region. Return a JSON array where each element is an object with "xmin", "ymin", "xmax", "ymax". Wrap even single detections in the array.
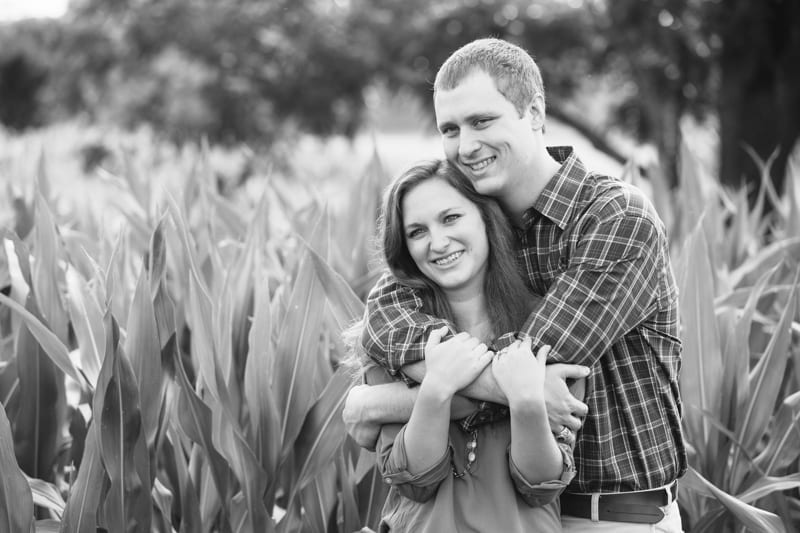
[
  {"xmin": 440, "ymin": 126, "xmax": 457, "ymax": 137},
  {"xmin": 474, "ymin": 118, "xmax": 491, "ymax": 128}
]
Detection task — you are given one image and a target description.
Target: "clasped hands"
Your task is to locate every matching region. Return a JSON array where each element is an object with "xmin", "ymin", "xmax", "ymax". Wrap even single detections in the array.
[{"xmin": 342, "ymin": 328, "xmax": 589, "ymax": 450}]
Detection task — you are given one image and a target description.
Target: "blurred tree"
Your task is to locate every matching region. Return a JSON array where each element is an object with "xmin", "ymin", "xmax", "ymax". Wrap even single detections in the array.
[
  {"xmin": 593, "ymin": 0, "xmax": 800, "ymax": 191},
  {"xmin": 0, "ymin": 21, "xmax": 52, "ymax": 130}
]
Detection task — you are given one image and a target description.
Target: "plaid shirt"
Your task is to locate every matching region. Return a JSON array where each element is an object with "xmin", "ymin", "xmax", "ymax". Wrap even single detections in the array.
[{"xmin": 360, "ymin": 147, "xmax": 687, "ymax": 493}]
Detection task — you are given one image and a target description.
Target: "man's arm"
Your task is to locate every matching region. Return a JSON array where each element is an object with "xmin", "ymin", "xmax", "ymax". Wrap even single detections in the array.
[
  {"xmin": 343, "ymin": 366, "xmax": 478, "ymax": 450},
  {"xmin": 519, "ymin": 202, "xmax": 663, "ymax": 369},
  {"xmin": 359, "ymin": 272, "xmax": 452, "ymax": 383}
]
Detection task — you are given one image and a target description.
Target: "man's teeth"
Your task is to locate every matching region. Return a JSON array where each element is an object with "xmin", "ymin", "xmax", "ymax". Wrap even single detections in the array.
[
  {"xmin": 469, "ymin": 157, "xmax": 495, "ymax": 171},
  {"xmin": 434, "ymin": 252, "xmax": 463, "ymax": 265}
]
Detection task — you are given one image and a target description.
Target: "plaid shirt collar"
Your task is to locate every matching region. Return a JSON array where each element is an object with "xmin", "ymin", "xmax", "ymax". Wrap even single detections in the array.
[{"xmin": 520, "ymin": 146, "xmax": 587, "ymax": 231}]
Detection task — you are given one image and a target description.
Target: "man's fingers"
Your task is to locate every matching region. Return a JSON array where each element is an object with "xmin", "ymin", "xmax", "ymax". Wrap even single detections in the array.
[
  {"xmin": 550, "ymin": 363, "xmax": 591, "ymax": 380},
  {"xmin": 535, "ymin": 344, "xmax": 550, "ymax": 363},
  {"xmin": 570, "ymin": 399, "xmax": 589, "ymax": 418},
  {"xmin": 426, "ymin": 326, "xmax": 449, "ymax": 348}
]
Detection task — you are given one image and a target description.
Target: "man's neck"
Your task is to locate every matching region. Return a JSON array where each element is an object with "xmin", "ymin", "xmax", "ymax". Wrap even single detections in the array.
[{"xmin": 501, "ymin": 154, "xmax": 563, "ymax": 227}]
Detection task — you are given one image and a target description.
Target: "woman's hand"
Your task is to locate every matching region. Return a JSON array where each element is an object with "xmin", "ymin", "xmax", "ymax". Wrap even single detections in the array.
[
  {"xmin": 492, "ymin": 337, "xmax": 549, "ymax": 408},
  {"xmin": 423, "ymin": 327, "xmax": 494, "ymax": 398}
]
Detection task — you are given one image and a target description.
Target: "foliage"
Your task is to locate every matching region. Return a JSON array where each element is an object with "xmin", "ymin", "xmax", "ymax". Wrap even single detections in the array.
[{"xmin": 0, "ymin": 125, "xmax": 799, "ymax": 531}]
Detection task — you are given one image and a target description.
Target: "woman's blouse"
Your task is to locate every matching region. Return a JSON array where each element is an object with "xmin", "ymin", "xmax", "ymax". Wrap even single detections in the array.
[{"xmin": 376, "ymin": 417, "xmax": 576, "ymax": 532}]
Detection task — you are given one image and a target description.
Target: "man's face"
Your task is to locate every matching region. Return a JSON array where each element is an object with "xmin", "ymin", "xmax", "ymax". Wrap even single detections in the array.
[{"xmin": 434, "ymin": 70, "xmax": 537, "ymax": 199}]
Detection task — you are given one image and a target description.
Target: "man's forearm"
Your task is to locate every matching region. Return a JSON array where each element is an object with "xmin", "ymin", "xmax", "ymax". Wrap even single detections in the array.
[{"xmin": 403, "ymin": 361, "xmax": 507, "ymax": 404}]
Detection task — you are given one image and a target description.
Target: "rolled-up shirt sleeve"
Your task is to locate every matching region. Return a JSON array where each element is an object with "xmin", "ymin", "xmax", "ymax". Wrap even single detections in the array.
[
  {"xmin": 376, "ymin": 423, "xmax": 452, "ymax": 503},
  {"xmin": 508, "ymin": 429, "xmax": 577, "ymax": 507}
]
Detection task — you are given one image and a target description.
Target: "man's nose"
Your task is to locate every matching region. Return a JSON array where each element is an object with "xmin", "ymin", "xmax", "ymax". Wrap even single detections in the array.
[{"xmin": 458, "ymin": 130, "xmax": 481, "ymax": 159}]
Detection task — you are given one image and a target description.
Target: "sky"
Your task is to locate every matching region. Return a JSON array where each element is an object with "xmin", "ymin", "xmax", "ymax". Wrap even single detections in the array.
[{"xmin": 0, "ymin": 0, "xmax": 69, "ymax": 21}]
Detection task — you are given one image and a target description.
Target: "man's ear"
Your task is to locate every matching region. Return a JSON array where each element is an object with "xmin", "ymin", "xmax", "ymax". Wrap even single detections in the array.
[{"xmin": 528, "ymin": 94, "xmax": 546, "ymax": 131}]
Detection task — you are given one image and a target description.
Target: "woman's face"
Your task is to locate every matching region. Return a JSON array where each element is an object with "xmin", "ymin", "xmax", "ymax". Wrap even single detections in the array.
[{"xmin": 401, "ymin": 178, "xmax": 489, "ymax": 295}]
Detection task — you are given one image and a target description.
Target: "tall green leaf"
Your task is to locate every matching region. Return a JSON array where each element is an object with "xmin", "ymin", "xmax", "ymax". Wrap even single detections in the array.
[
  {"xmin": 59, "ymin": 422, "xmax": 103, "ymax": 533},
  {"xmin": 126, "ymin": 264, "xmax": 162, "ymax": 450},
  {"xmin": 13, "ymin": 293, "xmax": 63, "ymax": 482},
  {"xmin": 172, "ymin": 346, "xmax": 231, "ymax": 507},
  {"xmin": 274, "ymin": 251, "xmax": 328, "ymax": 461},
  {"xmin": 677, "ymin": 218, "xmax": 723, "ymax": 469},
  {"xmin": 755, "ymin": 390, "xmax": 800, "ymax": 473},
  {"xmin": 65, "ymin": 266, "xmax": 105, "ymax": 388},
  {"xmin": 0, "ymin": 399, "xmax": 34, "ymax": 533},
  {"xmin": 27, "ymin": 476, "xmax": 66, "ymax": 520},
  {"xmin": 0, "ymin": 294, "xmax": 84, "ymax": 387},
  {"xmin": 290, "ymin": 366, "xmax": 353, "ymax": 493},
  {"xmin": 32, "ymin": 193, "xmax": 69, "ymax": 343},
  {"xmin": 94, "ymin": 330, "xmax": 151, "ymax": 533},
  {"xmin": 243, "ymin": 271, "xmax": 281, "ymax": 501},
  {"xmin": 682, "ymin": 467, "xmax": 785, "ymax": 533},
  {"xmin": 732, "ymin": 279, "xmax": 797, "ymax": 480}
]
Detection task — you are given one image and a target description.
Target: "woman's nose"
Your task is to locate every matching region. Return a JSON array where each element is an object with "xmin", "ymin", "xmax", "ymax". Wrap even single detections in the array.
[{"xmin": 429, "ymin": 229, "xmax": 449, "ymax": 251}]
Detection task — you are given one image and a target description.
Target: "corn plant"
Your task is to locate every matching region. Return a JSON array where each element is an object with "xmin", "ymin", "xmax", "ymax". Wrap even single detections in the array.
[{"xmin": 1, "ymin": 127, "xmax": 799, "ymax": 532}]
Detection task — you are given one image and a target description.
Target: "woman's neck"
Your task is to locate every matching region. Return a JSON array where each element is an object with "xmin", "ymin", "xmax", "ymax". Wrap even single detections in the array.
[{"xmin": 446, "ymin": 290, "xmax": 492, "ymax": 342}]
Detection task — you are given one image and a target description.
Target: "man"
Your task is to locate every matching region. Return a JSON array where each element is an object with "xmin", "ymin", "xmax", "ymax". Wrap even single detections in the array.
[{"xmin": 345, "ymin": 38, "xmax": 686, "ymax": 531}]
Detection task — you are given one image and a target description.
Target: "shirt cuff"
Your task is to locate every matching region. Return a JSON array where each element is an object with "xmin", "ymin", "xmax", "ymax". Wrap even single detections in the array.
[
  {"xmin": 507, "ymin": 439, "xmax": 576, "ymax": 507},
  {"xmin": 380, "ymin": 425, "xmax": 453, "ymax": 487}
]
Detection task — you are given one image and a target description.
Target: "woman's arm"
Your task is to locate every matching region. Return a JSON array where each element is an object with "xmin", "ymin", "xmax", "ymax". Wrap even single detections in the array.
[
  {"xmin": 492, "ymin": 340, "xmax": 562, "ymax": 482},
  {"xmin": 402, "ymin": 328, "xmax": 493, "ymax": 474}
]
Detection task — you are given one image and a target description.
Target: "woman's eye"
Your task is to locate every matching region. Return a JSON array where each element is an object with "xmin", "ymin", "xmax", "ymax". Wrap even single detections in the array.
[
  {"xmin": 443, "ymin": 214, "xmax": 461, "ymax": 223},
  {"xmin": 407, "ymin": 228, "xmax": 424, "ymax": 239}
]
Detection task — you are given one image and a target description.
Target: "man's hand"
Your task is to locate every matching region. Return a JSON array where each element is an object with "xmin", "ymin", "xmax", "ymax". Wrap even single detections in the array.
[
  {"xmin": 544, "ymin": 363, "xmax": 589, "ymax": 432},
  {"xmin": 342, "ymin": 384, "xmax": 382, "ymax": 450}
]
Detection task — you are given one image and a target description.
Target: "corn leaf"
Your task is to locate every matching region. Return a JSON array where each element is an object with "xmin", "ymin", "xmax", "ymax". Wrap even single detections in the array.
[
  {"xmin": 126, "ymin": 264, "xmax": 162, "ymax": 450},
  {"xmin": 166, "ymin": 427, "xmax": 202, "ymax": 533},
  {"xmin": 65, "ymin": 266, "xmax": 105, "ymax": 388},
  {"xmin": 13, "ymin": 294, "xmax": 63, "ymax": 481},
  {"xmin": 210, "ymin": 399, "xmax": 271, "ymax": 532},
  {"xmin": 302, "ymin": 239, "xmax": 365, "ymax": 331},
  {"xmin": 95, "ymin": 334, "xmax": 151, "ymax": 533},
  {"xmin": 35, "ymin": 519, "xmax": 60, "ymax": 532},
  {"xmin": 0, "ymin": 398, "xmax": 34, "ymax": 533},
  {"xmin": 728, "ymin": 237, "xmax": 800, "ymax": 289},
  {"xmin": 243, "ymin": 271, "xmax": 281, "ymax": 498},
  {"xmin": 676, "ymin": 218, "xmax": 723, "ymax": 468},
  {"xmin": 172, "ymin": 347, "xmax": 231, "ymax": 504},
  {"xmin": 0, "ymin": 293, "xmax": 84, "ymax": 387},
  {"xmin": 59, "ymin": 422, "xmax": 103, "ymax": 533},
  {"xmin": 299, "ymin": 465, "xmax": 337, "ymax": 533},
  {"xmin": 28, "ymin": 476, "xmax": 66, "ymax": 519},
  {"xmin": 32, "ymin": 193, "xmax": 69, "ymax": 343},
  {"xmin": 274, "ymin": 251, "xmax": 328, "ymax": 460},
  {"xmin": 755, "ymin": 390, "xmax": 800, "ymax": 473},
  {"xmin": 734, "ymin": 279, "xmax": 797, "ymax": 467},
  {"xmin": 291, "ymin": 366, "xmax": 353, "ymax": 493},
  {"xmin": 682, "ymin": 467, "xmax": 785, "ymax": 533}
]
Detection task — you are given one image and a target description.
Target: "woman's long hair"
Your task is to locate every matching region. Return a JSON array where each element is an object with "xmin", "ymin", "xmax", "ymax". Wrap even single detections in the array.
[
  {"xmin": 381, "ymin": 159, "xmax": 534, "ymax": 338},
  {"xmin": 342, "ymin": 159, "xmax": 536, "ymax": 376}
]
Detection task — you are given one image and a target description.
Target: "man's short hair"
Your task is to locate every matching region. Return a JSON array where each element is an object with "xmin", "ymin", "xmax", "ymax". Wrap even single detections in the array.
[{"xmin": 434, "ymin": 38, "xmax": 545, "ymax": 117}]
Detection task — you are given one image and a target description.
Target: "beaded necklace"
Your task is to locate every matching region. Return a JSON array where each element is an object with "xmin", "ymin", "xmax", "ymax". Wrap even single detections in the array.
[{"xmin": 451, "ymin": 428, "xmax": 479, "ymax": 478}]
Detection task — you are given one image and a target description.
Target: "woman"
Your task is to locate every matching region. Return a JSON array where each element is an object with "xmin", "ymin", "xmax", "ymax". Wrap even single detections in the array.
[{"xmin": 345, "ymin": 159, "xmax": 579, "ymax": 532}]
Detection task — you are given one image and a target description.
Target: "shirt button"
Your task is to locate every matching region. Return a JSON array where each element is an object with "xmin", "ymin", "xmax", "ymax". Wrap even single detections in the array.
[{"xmin": 384, "ymin": 477, "xmax": 392, "ymax": 484}]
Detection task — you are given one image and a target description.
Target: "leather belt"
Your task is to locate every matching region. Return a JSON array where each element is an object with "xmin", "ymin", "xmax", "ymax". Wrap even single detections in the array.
[{"xmin": 561, "ymin": 482, "xmax": 678, "ymax": 524}]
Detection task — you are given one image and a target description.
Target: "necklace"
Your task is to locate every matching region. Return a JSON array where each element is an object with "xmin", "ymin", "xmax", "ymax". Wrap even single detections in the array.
[{"xmin": 451, "ymin": 429, "xmax": 479, "ymax": 478}]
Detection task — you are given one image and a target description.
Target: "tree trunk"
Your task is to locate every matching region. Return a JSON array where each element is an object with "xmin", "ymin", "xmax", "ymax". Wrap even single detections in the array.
[{"xmin": 717, "ymin": 0, "xmax": 800, "ymax": 196}]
